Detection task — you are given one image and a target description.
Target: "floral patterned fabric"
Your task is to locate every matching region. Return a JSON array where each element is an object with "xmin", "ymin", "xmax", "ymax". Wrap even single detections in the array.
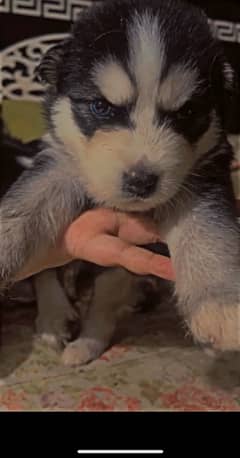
[{"xmin": 0, "ymin": 284, "xmax": 240, "ymax": 412}]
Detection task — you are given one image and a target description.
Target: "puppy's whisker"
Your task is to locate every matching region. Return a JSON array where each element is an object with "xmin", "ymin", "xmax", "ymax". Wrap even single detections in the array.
[
  {"xmin": 92, "ymin": 29, "xmax": 123, "ymax": 45},
  {"xmin": 179, "ymin": 183, "xmax": 195, "ymax": 200}
]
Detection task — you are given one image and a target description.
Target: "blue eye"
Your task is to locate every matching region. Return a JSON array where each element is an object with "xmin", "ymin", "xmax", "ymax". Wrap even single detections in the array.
[{"xmin": 90, "ymin": 99, "xmax": 115, "ymax": 118}]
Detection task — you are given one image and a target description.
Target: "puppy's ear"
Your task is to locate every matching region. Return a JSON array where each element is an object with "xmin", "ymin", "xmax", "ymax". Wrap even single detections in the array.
[
  {"xmin": 222, "ymin": 59, "xmax": 237, "ymax": 101},
  {"xmin": 222, "ymin": 60, "xmax": 240, "ymax": 132},
  {"xmin": 36, "ymin": 40, "xmax": 69, "ymax": 86},
  {"xmin": 211, "ymin": 53, "xmax": 239, "ymax": 129}
]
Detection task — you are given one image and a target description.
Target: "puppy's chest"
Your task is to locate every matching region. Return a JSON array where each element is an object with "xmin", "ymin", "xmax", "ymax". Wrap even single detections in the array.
[{"xmin": 152, "ymin": 201, "xmax": 199, "ymax": 258}]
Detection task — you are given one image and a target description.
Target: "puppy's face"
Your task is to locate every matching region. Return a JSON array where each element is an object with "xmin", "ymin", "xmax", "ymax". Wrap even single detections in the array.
[{"xmin": 40, "ymin": 0, "xmax": 234, "ymax": 211}]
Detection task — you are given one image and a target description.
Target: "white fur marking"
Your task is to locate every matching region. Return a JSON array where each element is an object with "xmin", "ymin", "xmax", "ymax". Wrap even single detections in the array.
[
  {"xmin": 16, "ymin": 156, "xmax": 34, "ymax": 169},
  {"xmin": 158, "ymin": 65, "xmax": 199, "ymax": 111},
  {"xmin": 93, "ymin": 59, "xmax": 134, "ymax": 105},
  {"xmin": 128, "ymin": 11, "xmax": 165, "ymax": 96},
  {"xmin": 52, "ymin": 97, "xmax": 86, "ymax": 158},
  {"xmin": 128, "ymin": 11, "xmax": 165, "ymax": 147}
]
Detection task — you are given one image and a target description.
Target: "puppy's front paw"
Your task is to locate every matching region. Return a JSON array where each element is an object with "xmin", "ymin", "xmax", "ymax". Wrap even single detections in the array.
[
  {"xmin": 36, "ymin": 306, "xmax": 79, "ymax": 350},
  {"xmin": 188, "ymin": 301, "xmax": 240, "ymax": 352},
  {"xmin": 62, "ymin": 337, "xmax": 107, "ymax": 366},
  {"xmin": 36, "ymin": 332, "xmax": 60, "ymax": 349}
]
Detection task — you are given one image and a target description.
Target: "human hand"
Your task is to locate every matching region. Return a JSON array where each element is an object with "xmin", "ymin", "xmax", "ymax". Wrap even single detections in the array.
[{"xmin": 16, "ymin": 208, "xmax": 174, "ymax": 281}]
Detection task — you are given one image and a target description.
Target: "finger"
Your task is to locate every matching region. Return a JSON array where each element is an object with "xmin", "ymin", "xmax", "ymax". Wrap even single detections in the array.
[
  {"xmin": 64, "ymin": 209, "xmax": 162, "ymax": 253},
  {"xmin": 117, "ymin": 212, "xmax": 162, "ymax": 244},
  {"xmin": 76, "ymin": 233, "xmax": 175, "ymax": 281},
  {"xmin": 118, "ymin": 242, "xmax": 174, "ymax": 280},
  {"xmin": 65, "ymin": 209, "xmax": 119, "ymax": 238}
]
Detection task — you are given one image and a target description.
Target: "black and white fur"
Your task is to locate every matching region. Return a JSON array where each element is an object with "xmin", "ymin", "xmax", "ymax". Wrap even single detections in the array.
[{"xmin": 1, "ymin": 0, "xmax": 240, "ymax": 365}]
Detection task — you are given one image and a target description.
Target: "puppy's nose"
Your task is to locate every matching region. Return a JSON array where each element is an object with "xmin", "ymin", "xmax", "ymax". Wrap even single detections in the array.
[{"xmin": 122, "ymin": 164, "xmax": 159, "ymax": 198}]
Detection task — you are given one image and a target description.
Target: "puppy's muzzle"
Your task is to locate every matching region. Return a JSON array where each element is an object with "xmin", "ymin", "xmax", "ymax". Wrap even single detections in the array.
[{"xmin": 122, "ymin": 163, "xmax": 159, "ymax": 198}]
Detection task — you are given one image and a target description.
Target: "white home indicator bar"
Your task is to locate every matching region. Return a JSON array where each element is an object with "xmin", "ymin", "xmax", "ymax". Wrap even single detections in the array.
[{"xmin": 77, "ymin": 451, "xmax": 164, "ymax": 455}]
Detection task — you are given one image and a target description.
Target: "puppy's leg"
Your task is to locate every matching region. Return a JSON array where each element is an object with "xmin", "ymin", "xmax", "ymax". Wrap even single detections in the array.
[
  {"xmin": 162, "ymin": 179, "xmax": 240, "ymax": 352},
  {"xmin": 62, "ymin": 268, "xmax": 138, "ymax": 366},
  {"xmin": 35, "ymin": 269, "xmax": 77, "ymax": 349},
  {"xmin": 0, "ymin": 147, "xmax": 85, "ymax": 288},
  {"xmin": 187, "ymin": 300, "xmax": 240, "ymax": 352}
]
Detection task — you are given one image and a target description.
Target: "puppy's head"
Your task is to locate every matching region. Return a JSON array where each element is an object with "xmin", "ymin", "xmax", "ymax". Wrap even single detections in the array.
[{"xmin": 38, "ymin": 0, "xmax": 236, "ymax": 211}]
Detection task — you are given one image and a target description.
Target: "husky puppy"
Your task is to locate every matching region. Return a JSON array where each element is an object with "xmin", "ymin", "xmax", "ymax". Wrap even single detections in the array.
[{"xmin": 0, "ymin": 0, "xmax": 239, "ymax": 365}]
